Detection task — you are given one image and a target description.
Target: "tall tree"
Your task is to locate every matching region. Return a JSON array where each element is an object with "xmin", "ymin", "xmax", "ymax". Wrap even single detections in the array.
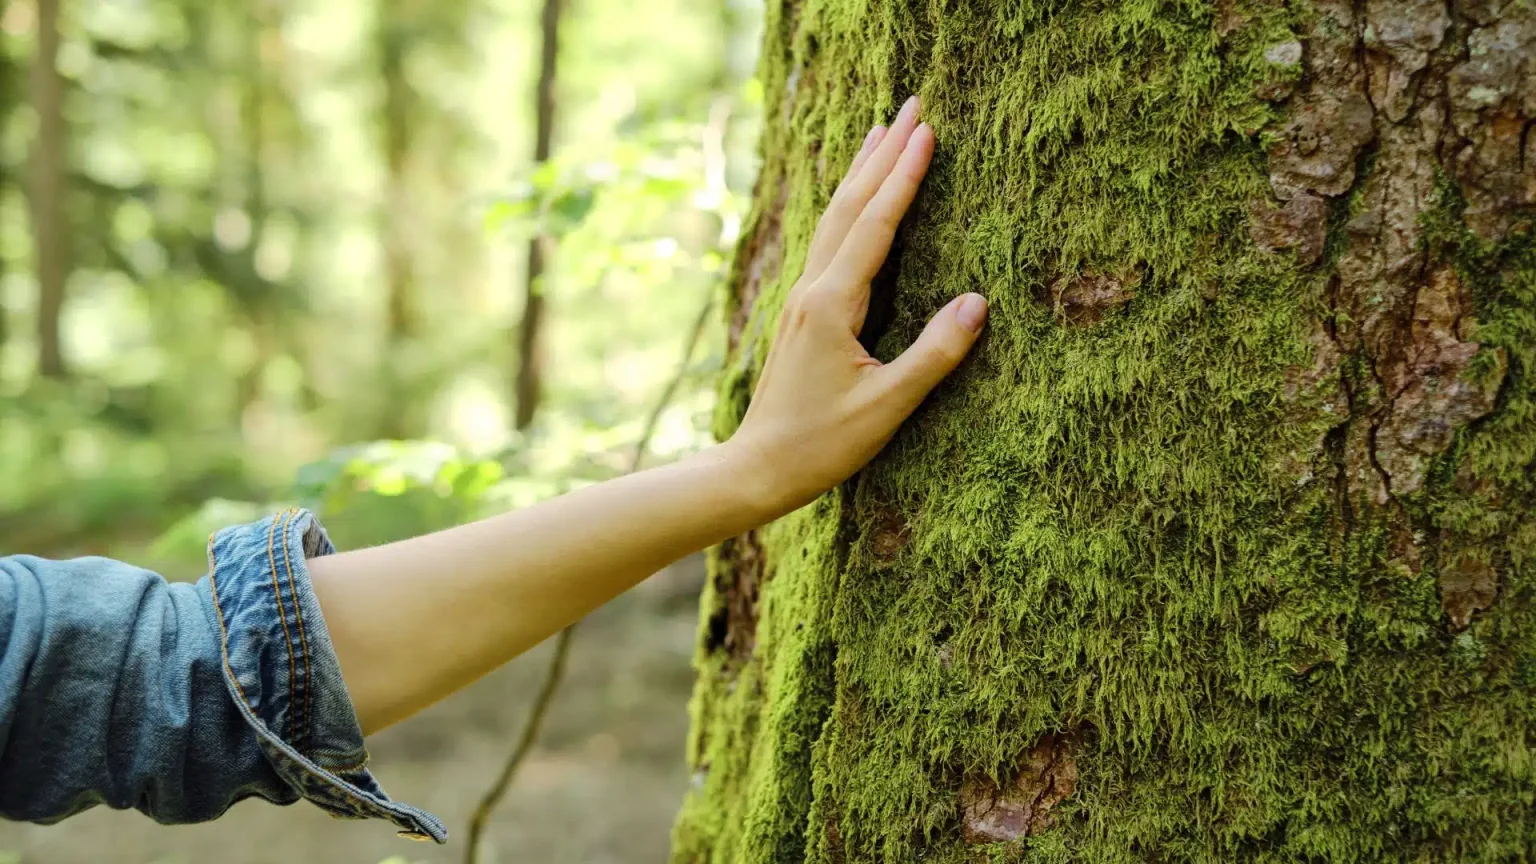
[
  {"xmin": 28, "ymin": 0, "xmax": 68, "ymax": 380},
  {"xmin": 674, "ymin": 1, "xmax": 1536, "ymax": 861},
  {"xmin": 512, "ymin": 0, "xmax": 564, "ymax": 430},
  {"xmin": 1, "ymin": 37, "xmax": 15, "ymax": 368},
  {"xmin": 377, "ymin": 0, "xmax": 419, "ymax": 438}
]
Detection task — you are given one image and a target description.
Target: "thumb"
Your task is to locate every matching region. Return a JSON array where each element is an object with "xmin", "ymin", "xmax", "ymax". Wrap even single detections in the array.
[{"xmin": 872, "ymin": 293, "xmax": 987, "ymax": 411}]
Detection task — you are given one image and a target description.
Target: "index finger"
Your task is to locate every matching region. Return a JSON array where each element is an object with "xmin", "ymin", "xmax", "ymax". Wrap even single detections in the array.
[{"xmin": 823, "ymin": 122, "xmax": 935, "ymax": 290}]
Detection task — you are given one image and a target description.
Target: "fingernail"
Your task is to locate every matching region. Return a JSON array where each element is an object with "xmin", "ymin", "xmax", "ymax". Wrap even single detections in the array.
[
  {"xmin": 861, "ymin": 125, "xmax": 884, "ymax": 152},
  {"xmin": 957, "ymin": 294, "xmax": 988, "ymax": 333},
  {"xmin": 899, "ymin": 95, "xmax": 919, "ymax": 119}
]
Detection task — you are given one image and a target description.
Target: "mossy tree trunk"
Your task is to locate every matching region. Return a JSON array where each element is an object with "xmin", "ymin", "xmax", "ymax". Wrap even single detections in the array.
[{"xmin": 674, "ymin": 0, "xmax": 1535, "ymax": 861}]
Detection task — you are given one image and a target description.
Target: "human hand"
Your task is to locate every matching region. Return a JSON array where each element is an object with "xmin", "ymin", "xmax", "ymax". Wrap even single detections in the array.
[{"xmin": 725, "ymin": 96, "xmax": 988, "ymax": 516}]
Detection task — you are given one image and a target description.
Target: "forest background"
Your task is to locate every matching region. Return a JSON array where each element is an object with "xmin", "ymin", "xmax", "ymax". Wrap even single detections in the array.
[{"xmin": 0, "ymin": 0, "xmax": 764, "ymax": 860}]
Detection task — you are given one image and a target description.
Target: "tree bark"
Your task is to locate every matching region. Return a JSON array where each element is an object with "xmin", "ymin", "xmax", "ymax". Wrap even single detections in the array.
[
  {"xmin": 512, "ymin": 0, "xmax": 564, "ymax": 431},
  {"xmin": 29, "ymin": 0, "xmax": 69, "ymax": 380},
  {"xmin": 674, "ymin": 1, "xmax": 1535, "ymax": 861}
]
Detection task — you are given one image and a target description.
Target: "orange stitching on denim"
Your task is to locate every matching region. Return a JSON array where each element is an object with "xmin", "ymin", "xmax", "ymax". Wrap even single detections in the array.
[
  {"xmin": 207, "ymin": 533, "xmax": 257, "ymax": 712},
  {"xmin": 267, "ymin": 509, "xmax": 301, "ymax": 746},
  {"xmin": 280, "ymin": 510, "xmax": 315, "ymax": 754},
  {"xmin": 330, "ymin": 753, "xmax": 371, "ymax": 774}
]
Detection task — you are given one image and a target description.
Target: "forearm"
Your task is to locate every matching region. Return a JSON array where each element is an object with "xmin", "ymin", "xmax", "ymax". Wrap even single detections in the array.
[
  {"xmin": 310, "ymin": 441, "xmax": 777, "ymax": 734},
  {"xmin": 310, "ymin": 97, "xmax": 980, "ymax": 738}
]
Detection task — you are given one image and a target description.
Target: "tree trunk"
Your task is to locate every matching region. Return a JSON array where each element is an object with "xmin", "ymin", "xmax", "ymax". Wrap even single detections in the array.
[
  {"xmin": 29, "ymin": 0, "xmax": 68, "ymax": 380},
  {"xmin": 513, "ymin": 0, "xmax": 564, "ymax": 431},
  {"xmin": 674, "ymin": 1, "xmax": 1535, "ymax": 861},
  {"xmin": 377, "ymin": 2, "xmax": 420, "ymax": 438},
  {"xmin": 1, "ymin": 41, "xmax": 14, "ymax": 368}
]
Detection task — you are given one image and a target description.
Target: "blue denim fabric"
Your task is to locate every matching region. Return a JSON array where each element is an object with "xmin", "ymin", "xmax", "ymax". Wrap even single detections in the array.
[{"xmin": 0, "ymin": 509, "xmax": 446, "ymax": 843}]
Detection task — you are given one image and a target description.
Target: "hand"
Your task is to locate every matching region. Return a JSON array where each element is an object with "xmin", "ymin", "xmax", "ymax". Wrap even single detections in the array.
[{"xmin": 726, "ymin": 96, "xmax": 988, "ymax": 515}]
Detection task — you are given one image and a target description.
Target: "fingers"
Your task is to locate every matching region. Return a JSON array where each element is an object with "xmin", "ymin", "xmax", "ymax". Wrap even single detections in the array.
[
  {"xmin": 845, "ymin": 125, "xmax": 887, "ymax": 187},
  {"xmin": 802, "ymin": 96, "xmax": 923, "ymax": 283},
  {"xmin": 868, "ymin": 293, "xmax": 987, "ymax": 414},
  {"xmin": 799, "ymin": 126, "xmax": 884, "ymax": 285},
  {"xmin": 823, "ymin": 122, "xmax": 935, "ymax": 292}
]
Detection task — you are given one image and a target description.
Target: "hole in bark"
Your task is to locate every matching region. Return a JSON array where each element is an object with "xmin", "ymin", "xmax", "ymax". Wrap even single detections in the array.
[
  {"xmin": 708, "ymin": 530, "xmax": 766, "ymax": 672},
  {"xmin": 869, "ymin": 507, "xmax": 911, "ymax": 561}
]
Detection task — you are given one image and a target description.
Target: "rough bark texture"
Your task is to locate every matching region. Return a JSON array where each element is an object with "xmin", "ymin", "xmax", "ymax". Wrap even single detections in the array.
[{"xmin": 674, "ymin": 0, "xmax": 1535, "ymax": 861}]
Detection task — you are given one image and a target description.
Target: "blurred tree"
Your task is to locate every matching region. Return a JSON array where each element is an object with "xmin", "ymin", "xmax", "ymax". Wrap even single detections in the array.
[
  {"xmin": 374, "ymin": 0, "xmax": 420, "ymax": 439},
  {"xmin": 27, "ymin": 0, "xmax": 67, "ymax": 379},
  {"xmin": 370, "ymin": 0, "xmax": 479, "ymax": 440},
  {"xmin": 376, "ymin": 0, "xmax": 417, "ymax": 438},
  {"xmin": 1, "ymin": 0, "xmax": 754, "ymax": 585},
  {"xmin": 674, "ymin": 0, "xmax": 1536, "ymax": 861},
  {"xmin": 0, "ymin": 22, "xmax": 13, "ymax": 369},
  {"xmin": 512, "ymin": 0, "xmax": 563, "ymax": 430}
]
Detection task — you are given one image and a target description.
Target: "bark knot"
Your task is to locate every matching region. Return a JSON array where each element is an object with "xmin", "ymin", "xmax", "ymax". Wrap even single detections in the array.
[
  {"xmin": 959, "ymin": 731, "xmax": 1081, "ymax": 844},
  {"xmin": 1047, "ymin": 265, "xmax": 1141, "ymax": 327}
]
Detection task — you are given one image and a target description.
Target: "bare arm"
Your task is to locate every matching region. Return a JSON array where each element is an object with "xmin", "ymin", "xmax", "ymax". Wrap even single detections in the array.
[{"xmin": 310, "ymin": 96, "xmax": 989, "ymax": 735}]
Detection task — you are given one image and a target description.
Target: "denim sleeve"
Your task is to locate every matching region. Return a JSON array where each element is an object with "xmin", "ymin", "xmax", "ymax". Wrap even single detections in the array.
[{"xmin": 0, "ymin": 509, "xmax": 446, "ymax": 843}]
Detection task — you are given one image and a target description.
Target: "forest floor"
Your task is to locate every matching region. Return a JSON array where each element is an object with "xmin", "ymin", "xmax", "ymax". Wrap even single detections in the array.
[{"xmin": 0, "ymin": 555, "xmax": 706, "ymax": 864}]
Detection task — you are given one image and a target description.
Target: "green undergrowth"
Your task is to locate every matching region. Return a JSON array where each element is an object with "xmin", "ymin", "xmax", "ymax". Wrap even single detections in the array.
[{"xmin": 675, "ymin": 0, "xmax": 1536, "ymax": 861}]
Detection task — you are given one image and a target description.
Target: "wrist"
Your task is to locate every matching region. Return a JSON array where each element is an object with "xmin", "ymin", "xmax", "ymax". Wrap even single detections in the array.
[{"xmin": 709, "ymin": 435, "xmax": 796, "ymax": 528}]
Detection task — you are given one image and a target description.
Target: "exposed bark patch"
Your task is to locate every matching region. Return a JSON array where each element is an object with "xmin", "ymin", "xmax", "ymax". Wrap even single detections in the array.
[
  {"xmin": 1446, "ymin": 7, "xmax": 1536, "ymax": 239},
  {"xmin": 826, "ymin": 816, "xmax": 845, "ymax": 864},
  {"xmin": 1362, "ymin": 0, "xmax": 1449, "ymax": 122},
  {"xmin": 728, "ymin": 180, "xmax": 790, "ymax": 351},
  {"xmin": 959, "ymin": 731, "xmax": 1081, "ymax": 844},
  {"xmin": 1047, "ymin": 266, "xmax": 1141, "ymax": 327},
  {"xmin": 1268, "ymin": 92, "xmax": 1377, "ymax": 199},
  {"xmin": 1265, "ymin": 41, "xmax": 1303, "ymax": 66},
  {"xmin": 869, "ymin": 508, "xmax": 911, "ymax": 561},
  {"xmin": 1440, "ymin": 544, "xmax": 1498, "ymax": 630},
  {"xmin": 1213, "ymin": 0, "xmax": 1246, "ymax": 39},
  {"xmin": 1345, "ymin": 404, "xmax": 1392, "ymax": 507},
  {"xmin": 706, "ymin": 531, "xmax": 766, "ymax": 671},
  {"xmin": 1387, "ymin": 519, "xmax": 1425, "ymax": 577},
  {"xmin": 1334, "ymin": 115, "xmax": 1441, "ymax": 362},
  {"xmin": 1248, "ymin": 192, "xmax": 1329, "ymax": 265},
  {"xmin": 1264, "ymin": 0, "xmax": 1376, "ymax": 202},
  {"xmin": 1257, "ymin": 41, "xmax": 1303, "ymax": 102},
  {"xmin": 1276, "ymin": 320, "xmax": 1349, "ymax": 484},
  {"xmin": 1374, "ymin": 267, "xmax": 1506, "ymax": 497}
]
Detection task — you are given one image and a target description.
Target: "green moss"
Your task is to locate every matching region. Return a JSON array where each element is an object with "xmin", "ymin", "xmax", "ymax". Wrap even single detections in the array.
[{"xmin": 678, "ymin": 0, "xmax": 1536, "ymax": 861}]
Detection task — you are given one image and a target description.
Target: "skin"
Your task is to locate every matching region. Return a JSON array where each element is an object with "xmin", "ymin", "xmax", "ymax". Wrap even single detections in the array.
[{"xmin": 310, "ymin": 96, "xmax": 988, "ymax": 735}]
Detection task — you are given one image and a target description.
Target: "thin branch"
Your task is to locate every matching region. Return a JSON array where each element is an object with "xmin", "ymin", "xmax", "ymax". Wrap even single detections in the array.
[{"xmin": 464, "ymin": 288, "xmax": 716, "ymax": 864}]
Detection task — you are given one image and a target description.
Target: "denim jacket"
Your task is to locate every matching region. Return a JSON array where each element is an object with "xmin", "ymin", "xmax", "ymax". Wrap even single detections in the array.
[{"xmin": 0, "ymin": 509, "xmax": 446, "ymax": 843}]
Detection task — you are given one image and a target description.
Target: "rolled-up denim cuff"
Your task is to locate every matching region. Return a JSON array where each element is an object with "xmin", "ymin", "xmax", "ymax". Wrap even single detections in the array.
[{"xmin": 200, "ymin": 509, "xmax": 447, "ymax": 843}]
